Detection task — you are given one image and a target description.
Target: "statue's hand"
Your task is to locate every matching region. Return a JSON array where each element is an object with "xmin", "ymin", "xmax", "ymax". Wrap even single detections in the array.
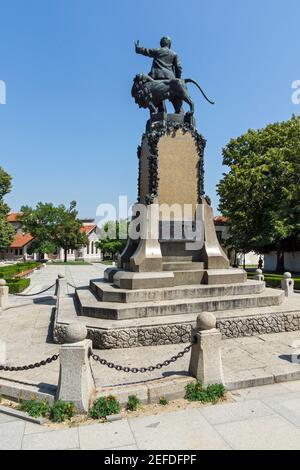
[{"xmin": 135, "ymin": 40, "xmax": 140, "ymax": 51}]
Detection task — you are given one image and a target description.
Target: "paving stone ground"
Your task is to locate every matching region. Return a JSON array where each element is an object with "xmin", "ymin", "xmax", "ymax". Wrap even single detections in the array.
[
  {"xmin": 2, "ymin": 264, "xmax": 300, "ymax": 449},
  {"xmin": 1, "ymin": 264, "xmax": 300, "ymax": 389},
  {"xmin": 3, "ymin": 381, "xmax": 300, "ymax": 449}
]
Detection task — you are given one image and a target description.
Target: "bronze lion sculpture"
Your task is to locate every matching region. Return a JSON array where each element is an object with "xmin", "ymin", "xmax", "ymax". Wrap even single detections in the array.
[{"xmin": 132, "ymin": 73, "xmax": 214, "ymax": 115}]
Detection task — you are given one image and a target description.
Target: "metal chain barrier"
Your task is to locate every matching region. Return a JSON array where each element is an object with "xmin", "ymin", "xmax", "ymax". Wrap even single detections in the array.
[
  {"xmin": 90, "ymin": 343, "xmax": 193, "ymax": 374},
  {"xmin": 0, "ymin": 354, "xmax": 59, "ymax": 372},
  {"xmin": 13, "ymin": 282, "xmax": 57, "ymax": 297},
  {"xmin": 67, "ymin": 282, "xmax": 77, "ymax": 289}
]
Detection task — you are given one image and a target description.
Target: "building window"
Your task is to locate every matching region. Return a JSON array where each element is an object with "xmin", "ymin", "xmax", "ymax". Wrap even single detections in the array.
[
  {"xmin": 91, "ymin": 242, "xmax": 94, "ymax": 255},
  {"xmin": 86, "ymin": 243, "xmax": 89, "ymax": 255},
  {"xmin": 216, "ymin": 231, "xmax": 223, "ymax": 243}
]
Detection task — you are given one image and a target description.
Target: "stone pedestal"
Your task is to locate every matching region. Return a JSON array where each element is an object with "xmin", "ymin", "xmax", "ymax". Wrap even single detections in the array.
[
  {"xmin": 57, "ymin": 324, "xmax": 95, "ymax": 413},
  {"xmin": 0, "ymin": 280, "xmax": 9, "ymax": 309},
  {"xmin": 55, "ymin": 114, "xmax": 288, "ymax": 350},
  {"xmin": 281, "ymin": 272, "xmax": 294, "ymax": 297},
  {"xmin": 116, "ymin": 114, "xmax": 238, "ymax": 290},
  {"xmin": 189, "ymin": 312, "xmax": 224, "ymax": 385},
  {"xmin": 254, "ymin": 269, "xmax": 264, "ymax": 282},
  {"xmin": 129, "ymin": 201, "xmax": 163, "ymax": 273},
  {"xmin": 55, "ymin": 274, "xmax": 67, "ymax": 297}
]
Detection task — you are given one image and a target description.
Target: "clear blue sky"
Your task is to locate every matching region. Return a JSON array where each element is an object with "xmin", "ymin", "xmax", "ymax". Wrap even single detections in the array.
[{"xmin": 0, "ymin": 0, "xmax": 299, "ymax": 217}]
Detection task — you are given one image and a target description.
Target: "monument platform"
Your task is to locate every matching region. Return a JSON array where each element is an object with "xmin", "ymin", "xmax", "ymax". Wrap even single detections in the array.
[
  {"xmin": 54, "ymin": 115, "xmax": 294, "ymax": 349},
  {"xmin": 53, "ymin": 283, "xmax": 300, "ymax": 350},
  {"xmin": 75, "ymin": 279, "xmax": 283, "ymax": 321}
]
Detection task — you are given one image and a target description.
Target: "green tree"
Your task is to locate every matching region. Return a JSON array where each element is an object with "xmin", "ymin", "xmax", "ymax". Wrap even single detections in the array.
[
  {"xmin": 217, "ymin": 116, "xmax": 300, "ymax": 273},
  {"xmin": 0, "ymin": 167, "xmax": 14, "ymax": 250},
  {"xmin": 97, "ymin": 220, "xmax": 128, "ymax": 259},
  {"xmin": 21, "ymin": 201, "xmax": 89, "ymax": 262}
]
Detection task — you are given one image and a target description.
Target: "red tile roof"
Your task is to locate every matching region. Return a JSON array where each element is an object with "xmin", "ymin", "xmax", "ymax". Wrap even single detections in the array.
[
  {"xmin": 214, "ymin": 216, "xmax": 229, "ymax": 225},
  {"xmin": 10, "ymin": 233, "xmax": 34, "ymax": 249},
  {"xmin": 80, "ymin": 224, "xmax": 96, "ymax": 235},
  {"xmin": 7, "ymin": 213, "xmax": 22, "ymax": 223}
]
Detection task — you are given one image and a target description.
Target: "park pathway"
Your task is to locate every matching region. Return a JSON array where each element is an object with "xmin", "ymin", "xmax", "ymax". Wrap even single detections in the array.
[{"xmin": 2, "ymin": 380, "xmax": 300, "ymax": 449}]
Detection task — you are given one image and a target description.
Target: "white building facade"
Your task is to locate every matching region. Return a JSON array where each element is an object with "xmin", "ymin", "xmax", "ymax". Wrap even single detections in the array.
[{"xmin": 1, "ymin": 214, "xmax": 102, "ymax": 262}]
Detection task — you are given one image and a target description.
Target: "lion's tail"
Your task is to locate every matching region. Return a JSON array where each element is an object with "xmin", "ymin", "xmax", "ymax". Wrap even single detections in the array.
[{"xmin": 184, "ymin": 79, "xmax": 215, "ymax": 105}]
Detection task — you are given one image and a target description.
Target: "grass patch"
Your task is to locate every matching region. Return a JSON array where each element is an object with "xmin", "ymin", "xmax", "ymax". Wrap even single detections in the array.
[
  {"xmin": 159, "ymin": 397, "xmax": 169, "ymax": 406},
  {"xmin": 247, "ymin": 271, "xmax": 300, "ymax": 290},
  {"xmin": 186, "ymin": 382, "xmax": 225, "ymax": 404},
  {"xmin": 0, "ymin": 262, "xmax": 40, "ymax": 280},
  {"xmin": 19, "ymin": 400, "xmax": 50, "ymax": 418},
  {"xmin": 127, "ymin": 395, "xmax": 142, "ymax": 412},
  {"xmin": 98, "ymin": 260, "xmax": 114, "ymax": 266},
  {"xmin": 89, "ymin": 395, "xmax": 120, "ymax": 420},
  {"xmin": 49, "ymin": 401, "xmax": 75, "ymax": 423}
]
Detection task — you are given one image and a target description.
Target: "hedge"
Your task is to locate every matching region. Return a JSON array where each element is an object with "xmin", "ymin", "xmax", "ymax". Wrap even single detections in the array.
[
  {"xmin": 0, "ymin": 262, "xmax": 40, "ymax": 279},
  {"xmin": 6, "ymin": 278, "xmax": 31, "ymax": 294},
  {"xmin": 248, "ymin": 273, "xmax": 300, "ymax": 290}
]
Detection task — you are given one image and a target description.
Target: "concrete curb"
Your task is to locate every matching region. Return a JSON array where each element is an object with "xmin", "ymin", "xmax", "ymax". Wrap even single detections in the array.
[
  {"xmin": 107, "ymin": 413, "xmax": 122, "ymax": 422},
  {"xmin": 2, "ymin": 368, "xmax": 300, "ymax": 408},
  {"xmin": 0, "ymin": 405, "xmax": 46, "ymax": 425},
  {"xmin": 0, "ymin": 378, "xmax": 56, "ymax": 404}
]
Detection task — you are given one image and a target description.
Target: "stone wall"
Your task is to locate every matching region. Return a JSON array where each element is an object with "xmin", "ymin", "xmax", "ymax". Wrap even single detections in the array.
[{"xmin": 54, "ymin": 310, "xmax": 300, "ymax": 349}]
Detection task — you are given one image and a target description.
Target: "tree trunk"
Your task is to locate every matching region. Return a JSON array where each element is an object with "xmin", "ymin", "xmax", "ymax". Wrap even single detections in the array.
[
  {"xmin": 276, "ymin": 248, "xmax": 285, "ymax": 273},
  {"xmin": 64, "ymin": 248, "xmax": 68, "ymax": 263}
]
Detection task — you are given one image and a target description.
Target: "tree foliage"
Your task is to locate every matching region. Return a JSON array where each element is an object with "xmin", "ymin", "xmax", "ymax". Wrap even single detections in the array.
[
  {"xmin": 0, "ymin": 167, "xmax": 14, "ymax": 249},
  {"xmin": 20, "ymin": 201, "xmax": 89, "ymax": 262},
  {"xmin": 217, "ymin": 116, "xmax": 300, "ymax": 272},
  {"xmin": 96, "ymin": 220, "xmax": 128, "ymax": 259}
]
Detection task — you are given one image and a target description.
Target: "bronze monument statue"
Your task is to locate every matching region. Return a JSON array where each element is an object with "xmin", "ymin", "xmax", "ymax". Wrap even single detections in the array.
[
  {"xmin": 53, "ymin": 37, "xmax": 283, "ymax": 353},
  {"xmin": 133, "ymin": 37, "xmax": 215, "ymax": 116},
  {"xmin": 135, "ymin": 37, "xmax": 182, "ymax": 80}
]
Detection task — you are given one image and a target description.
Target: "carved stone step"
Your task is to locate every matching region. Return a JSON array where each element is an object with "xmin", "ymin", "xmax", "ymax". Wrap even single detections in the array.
[
  {"xmin": 90, "ymin": 279, "xmax": 266, "ymax": 304},
  {"xmin": 54, "ymin": 291, "xmax": 300, "ymax": 349},
  {"xmin": 76, "ymin": 287, "xmax": 285, "ymax": 321}
]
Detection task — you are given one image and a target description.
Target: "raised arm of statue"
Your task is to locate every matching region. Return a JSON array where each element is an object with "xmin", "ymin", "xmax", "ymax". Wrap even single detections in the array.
[{"xmin": 135, "ymin": 40, "xmax": 159, "ymax": 58}]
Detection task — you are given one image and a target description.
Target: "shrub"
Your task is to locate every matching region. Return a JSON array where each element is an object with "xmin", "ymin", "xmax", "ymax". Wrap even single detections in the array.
[
  {"xmin": 186, "ymin": 381, "xmax": 225, "ymax": 404},
  {"xmin": 159, "ymin": 397, "xmax": 169, "ymax": 406},
  {"xmin": 49, "ymin": 401, "xmax": 75, "ymax": 423},
  {"xmin": 0, "ymin": 262, "xmax": 40, "ymax": 280},
  {"xmin": 19, "ymin": 400, "xmax": 50, "ymax": 418},
  {"xmin": 18, "ymin": 399, "xmax": 75, "ymax": 422},
  {"xmin": 127, "ymin": 395, "xmax": 141, "ymax": 412},
  {"xmin": 7, "ymin": 278, "xmax": 30, "ymax": 293},
  {"xmin": 89, "ymin": 395, "xmax": 121, "ymax": 420}
]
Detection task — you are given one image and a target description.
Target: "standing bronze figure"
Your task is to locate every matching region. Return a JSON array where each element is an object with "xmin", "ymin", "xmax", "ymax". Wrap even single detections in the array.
[{"xmin": 133, "ymin": 37, "xmax": 215, "ymax": 116}]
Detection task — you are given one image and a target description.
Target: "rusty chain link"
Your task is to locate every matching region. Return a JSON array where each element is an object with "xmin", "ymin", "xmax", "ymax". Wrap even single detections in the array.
[
  {"xmin": 0, "ymin": 354, "xmax": 59, "ymax": 372},
  {"xmin": 90, "ymin": 343, "xmax": 193, "ymax": 374}
]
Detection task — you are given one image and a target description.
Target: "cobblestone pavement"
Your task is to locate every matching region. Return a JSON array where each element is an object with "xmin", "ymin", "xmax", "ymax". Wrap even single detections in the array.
[{"xmin": 3, "ymin": 380, "xmax": 300, "ymax": 449}]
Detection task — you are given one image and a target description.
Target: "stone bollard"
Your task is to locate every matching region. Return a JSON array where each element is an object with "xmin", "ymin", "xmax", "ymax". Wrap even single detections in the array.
[
  {"xmin": 55, "ymin": 274, "xmax": 67, "ymax": 297},
  {"xmin": 57, "ymin": 323, "xmax": 96, "ymax": 413},
  {"xmin": 189, "ymin": 312, "xmax": 224, "ymax": 386},
  {"xmin": 254, "ymin": 269, "xmax": 264, "ymax": 282},
  {"xmin": 0, "ymin": 279, "xmax": 9, "ymax": 309},
  {"xmin": 281, "ymin": 272, "xmax": 294, "ymax": 297}
]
